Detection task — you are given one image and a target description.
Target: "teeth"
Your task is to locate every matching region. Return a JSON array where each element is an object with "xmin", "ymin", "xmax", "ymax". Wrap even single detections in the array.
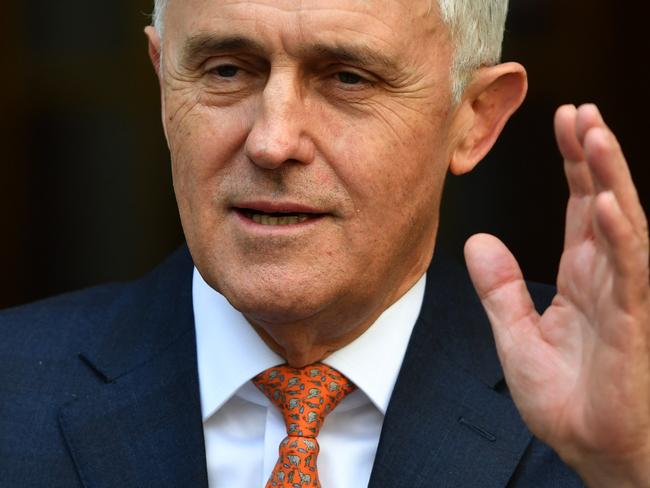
[{"xmin": 250, "ymin": 213, "xmax": 311, "ymax": 225}]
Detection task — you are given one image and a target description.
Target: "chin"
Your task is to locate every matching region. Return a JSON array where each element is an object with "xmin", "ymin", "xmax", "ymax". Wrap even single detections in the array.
[
  {"xmin": 204, "ymin": 260, "xmax": 337, "ymax": 324},
  {"xmin": 190, "ymin": 233, "xmax": 356, "ymax": 325},
  {"xmin": 222, "ymin": 280, "xmax": 329, "ymax": 325}
]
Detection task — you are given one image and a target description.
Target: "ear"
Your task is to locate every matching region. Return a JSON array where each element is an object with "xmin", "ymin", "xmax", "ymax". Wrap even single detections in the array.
[
  {"xmin": 144, "ymin": 25, "xmax": 170, "ymax": 146},
  {"xmin": 144, "ymin": 26, "xmax": 162, "ymax": 79},
  {"xmin": 449, "ymin": 62, "xmax": 528, "ymax": 175}
]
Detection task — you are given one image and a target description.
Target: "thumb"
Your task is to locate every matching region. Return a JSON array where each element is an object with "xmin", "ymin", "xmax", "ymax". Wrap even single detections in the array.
[{"xmin": 464, "ymin": 233, "xmax": 540, "ymax": 354}]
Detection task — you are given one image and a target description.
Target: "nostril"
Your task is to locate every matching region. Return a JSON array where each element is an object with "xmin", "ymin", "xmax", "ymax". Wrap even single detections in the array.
[
  {"xmin": 244, "ymin": 119, "xmax": 315, "ymax": 168},
  {"xmin": 245, "ymin": 138, "xmax": 294, "ymax": 169}
]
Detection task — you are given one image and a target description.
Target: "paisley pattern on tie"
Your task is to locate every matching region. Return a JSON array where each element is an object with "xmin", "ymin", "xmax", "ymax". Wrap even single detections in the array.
[{"xmin": 253, "ymin": 363, "xmax": 356, "ymax": 487}]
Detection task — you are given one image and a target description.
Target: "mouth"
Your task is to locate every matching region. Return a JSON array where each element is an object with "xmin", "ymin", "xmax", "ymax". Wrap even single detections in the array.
[{"xmin": 233, "ymin": 203, "xmax": 327, "ymax": 227}]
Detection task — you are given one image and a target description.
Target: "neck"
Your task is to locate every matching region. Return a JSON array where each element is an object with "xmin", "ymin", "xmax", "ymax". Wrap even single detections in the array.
[{"xmin": 248, "ymin": 319, "xmax": 372, "ymax": 367}]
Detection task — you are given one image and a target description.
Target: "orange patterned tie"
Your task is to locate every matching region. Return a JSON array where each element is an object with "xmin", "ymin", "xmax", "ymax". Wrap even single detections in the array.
[{"xmin": 252, "ymin": 363, "xmax": 356, "ymax": 487}]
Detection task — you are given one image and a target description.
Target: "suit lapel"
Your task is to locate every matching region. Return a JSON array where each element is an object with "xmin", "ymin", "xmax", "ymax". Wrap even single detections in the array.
[
  {"xmin": 369, "ymin": 254, "xmax": 554, "ymax": 488},
  {"xmin": 57, "ymin": 247, "xmax": 209, "ymax": 488}
]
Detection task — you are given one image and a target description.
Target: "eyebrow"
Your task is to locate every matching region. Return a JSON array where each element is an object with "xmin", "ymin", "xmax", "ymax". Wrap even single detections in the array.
[
  {"xmin": 179, "ymin": 33, "xmax": 400, "ymax": 74},
  {"xmin": 300, "ymin": 43, "xmax": 401, "ymax": 73},
  {"xmin": 180, "ymin": 34, "xmax": 267, "ymax": 66}
]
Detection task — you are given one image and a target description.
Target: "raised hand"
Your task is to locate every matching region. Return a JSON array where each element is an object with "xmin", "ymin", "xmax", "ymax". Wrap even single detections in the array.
[{"xmin": 464, "ymin": 104, "xmax": 650, "ymax": 487}]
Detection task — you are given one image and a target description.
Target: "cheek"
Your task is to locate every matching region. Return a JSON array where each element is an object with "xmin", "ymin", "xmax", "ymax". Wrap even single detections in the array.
[
  {"xmin": 165, "ymin": 97, "xmax": 253, "ymax": 202},
  {"xmin": 318, "ymin": 91, "xmax": 452, "ymax": 201},
  {"xmin": 324, "ymin": 110, "xmax": 451, "ymax": 267},
  {"xmin": 330, "ymin": 118, "xmax": 448, "ymax": 212}
]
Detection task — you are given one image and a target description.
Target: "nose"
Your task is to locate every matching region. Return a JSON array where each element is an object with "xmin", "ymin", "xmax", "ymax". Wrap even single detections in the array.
[{"xmin": 244, "ymin": 73, "xmax": 315, "ymax": 169}]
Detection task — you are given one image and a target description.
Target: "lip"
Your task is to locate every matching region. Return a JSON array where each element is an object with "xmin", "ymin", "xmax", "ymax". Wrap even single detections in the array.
[
  {"xmin": 232, "ymin": 200, "xmax": 325, "ymax": 215},
  {"xmin": 231, "ymin": 200, "xmax": 329, "ymax": 232}
]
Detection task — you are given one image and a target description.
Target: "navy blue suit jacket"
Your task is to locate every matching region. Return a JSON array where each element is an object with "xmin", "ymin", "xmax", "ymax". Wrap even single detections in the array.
[{"xmin": 0, "ymin": 246, "xmax": 586, "ymax": 487}]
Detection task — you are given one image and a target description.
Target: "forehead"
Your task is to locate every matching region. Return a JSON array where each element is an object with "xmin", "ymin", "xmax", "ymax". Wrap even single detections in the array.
[{"xmin": 163, "ymin": 0, "xmax": 444, "ymax": 60}]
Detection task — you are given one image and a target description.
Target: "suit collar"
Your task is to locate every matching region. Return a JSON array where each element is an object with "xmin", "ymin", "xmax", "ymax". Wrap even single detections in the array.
[
  {"xmin": 58, "ymin": 245, "xmax": 208, "ymax": 488},
  {"xmin": 76, "ymin": 245, "xmax": 196, "ymax": 383},
  {"xmin": 416, "ymin": 253, "xmax": 505, "ymax": 388},
  {"xmin": 369, "ymin": 252, "xmax": 540, "ymax": 488}
]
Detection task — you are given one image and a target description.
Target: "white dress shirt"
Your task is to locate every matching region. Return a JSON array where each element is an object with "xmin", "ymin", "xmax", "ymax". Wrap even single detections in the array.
[{"xmin": 193, "ymin": 269, "xmax": 426, "ymax": 488}]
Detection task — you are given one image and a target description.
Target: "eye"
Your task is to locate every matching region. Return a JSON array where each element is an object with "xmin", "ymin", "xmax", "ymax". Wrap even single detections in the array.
[
  {"xmin": 213, "ymin": 64, "xmax": 240, "ymax": 77},
  {"xmin": 336, "ymin": 71, "xmax": 364, "ymax": 85}
]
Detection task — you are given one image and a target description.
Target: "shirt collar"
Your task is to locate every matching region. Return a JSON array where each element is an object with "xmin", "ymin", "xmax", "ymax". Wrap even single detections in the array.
[
  {"xmin": 193, "ymin": 270, "xmax": 284, "ymax": 422},
  {"xmin": 322, "ymin": 276, "xmax": 426, "ymax": 414},
  {"xmin": 193, "ymin": 269, "xmax": 426, "ymax": 420}
]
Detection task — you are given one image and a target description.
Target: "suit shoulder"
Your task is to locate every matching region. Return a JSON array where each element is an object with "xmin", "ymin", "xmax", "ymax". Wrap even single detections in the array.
[
  {"xmin": 0, "ymin": 281, "xmax": 135, "ymax": 358},
  {"xmin": 0, "ymin": 245, "xmax": 193, "ymax": 359}
]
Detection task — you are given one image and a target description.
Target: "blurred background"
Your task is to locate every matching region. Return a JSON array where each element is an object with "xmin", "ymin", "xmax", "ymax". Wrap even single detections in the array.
[{"xmin": 0, "ymin": 1, "xmax": 648, "ymax": 308}]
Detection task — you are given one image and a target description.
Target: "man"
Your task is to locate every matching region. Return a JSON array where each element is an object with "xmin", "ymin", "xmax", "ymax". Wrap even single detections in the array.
[{"xmin": 1, "ymin": 0, "xmax": 648, "ymax": 487}]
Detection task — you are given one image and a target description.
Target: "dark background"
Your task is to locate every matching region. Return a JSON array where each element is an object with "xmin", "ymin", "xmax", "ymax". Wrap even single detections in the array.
[{"xmin": 1, "ymin": 1, "xmax": 648, "ymax": 308}]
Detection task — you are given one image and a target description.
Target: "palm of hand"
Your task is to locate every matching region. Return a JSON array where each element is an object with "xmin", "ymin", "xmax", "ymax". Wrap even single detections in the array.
[{"xmin": 465, "ymin": 104, "xmax": 650, "ymax": 485}]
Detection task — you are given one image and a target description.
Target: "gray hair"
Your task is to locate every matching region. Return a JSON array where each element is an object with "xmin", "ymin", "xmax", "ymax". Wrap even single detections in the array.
[
  {"xmin": 152, "ymin": 0, "xmax": 167, "ymax": 38},
  {"xmin": 151, "ymin": 0, "xmax": 508, "ymax": 101}
]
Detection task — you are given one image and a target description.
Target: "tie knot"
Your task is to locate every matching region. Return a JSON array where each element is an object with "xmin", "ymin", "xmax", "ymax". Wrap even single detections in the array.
[{"xmin": 253, "ymin": 363, "xmax": 356, "ymax": 438}]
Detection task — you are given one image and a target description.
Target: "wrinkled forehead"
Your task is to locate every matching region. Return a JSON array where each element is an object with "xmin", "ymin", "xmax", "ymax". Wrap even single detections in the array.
[{"xmin": 162, "ymin": 0, "xmax": 445, "ymax": 59}]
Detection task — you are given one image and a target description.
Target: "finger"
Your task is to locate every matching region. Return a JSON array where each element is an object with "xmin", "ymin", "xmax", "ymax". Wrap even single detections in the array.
[
  {"xmin": 575, "ymin": 103, "xmax": 608, "ymax": 148},
  {"xmin": 575, "ymin": 104, "xmax": 648, "ymax": 240},
  {"xmin": 556, "ymin": 105, "xmax": 596, "ymax": 249},
  {"xmin": 595, "ymin": 191, "xmax": 649, "ymax": 309},
  {"xmin": 582, "ymin": 122, "xmax": 649, "ymax": 242},
  {"xmin": 577, "ymin": 104, "xmax": 626, "ymax": 196},
  {"xmin": 555, "ymin": 104, "xmax": 594, "ymax": 197},
  {"xmin": 464, "ymin": 234, "xmax": 541, "ymax": 355}
]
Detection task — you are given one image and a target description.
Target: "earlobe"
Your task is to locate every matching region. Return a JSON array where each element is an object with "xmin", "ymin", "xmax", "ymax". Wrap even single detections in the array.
[
  {"xmin": 144, "ymin": 26, "xmax": 162, "ymax": 78},
  {"xmin": 449, "ymin": 63, "xmax": 528, "ymax": 175}
]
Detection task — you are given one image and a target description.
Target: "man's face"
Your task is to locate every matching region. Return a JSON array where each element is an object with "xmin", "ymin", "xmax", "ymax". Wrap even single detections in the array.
[{"xmin": 158, "ymin": 0, "xmax": 458, "ymax": 331}]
